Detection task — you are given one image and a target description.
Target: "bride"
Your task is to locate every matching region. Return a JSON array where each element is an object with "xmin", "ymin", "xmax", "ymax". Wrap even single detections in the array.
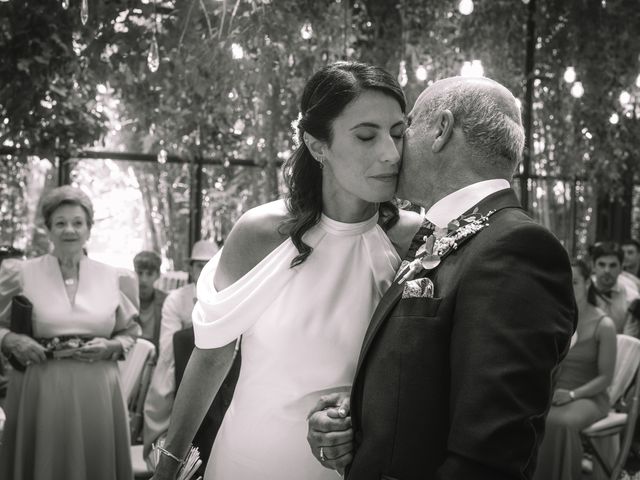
[{"xmin": 151, "ymin": 61, "xmax": 421, "ymax": 480}]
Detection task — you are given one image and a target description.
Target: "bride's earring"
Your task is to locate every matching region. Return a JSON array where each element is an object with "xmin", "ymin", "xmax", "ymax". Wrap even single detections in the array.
[{"xmin": 316, "ymin": 154, "xmax": 324, "ymax": 169}]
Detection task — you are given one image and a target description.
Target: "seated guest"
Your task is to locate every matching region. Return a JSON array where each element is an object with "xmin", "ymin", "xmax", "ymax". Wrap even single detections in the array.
[
  {"xmin": 0, "ymin": 246, "xmax": 24, "ymax": 401},
  {"xmin": 589, "ymin": 241, "xmax": 640, "ymax": 334},
  {"xmin": 0, "ymin": 185, "xmax": 140, "ymax": 480},
  {"xmin": 534, "ymin": 259, "xmax": 617, "ymax": 480},
  {"xmin": 134, "ymin": 250, "xmax": 167, "ymax": 350},
  {"xmin": 143, "ymin": 240, "xmax": 221, "ymax": 460},
  {"xmin": 621, "ymin": 239, "xmax": 640, "ymax": 291}
]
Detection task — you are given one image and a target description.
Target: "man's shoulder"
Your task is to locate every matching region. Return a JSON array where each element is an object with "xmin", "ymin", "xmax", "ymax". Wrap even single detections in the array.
[{"xmin": 165, "ymin": 283, "xmax": 195, "ymax": 304}]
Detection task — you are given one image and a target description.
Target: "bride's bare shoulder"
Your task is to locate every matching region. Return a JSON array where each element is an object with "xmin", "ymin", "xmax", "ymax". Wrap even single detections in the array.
[{"xmin": 216, "ymin": 200, "xmax": 291, "ymax": 287}]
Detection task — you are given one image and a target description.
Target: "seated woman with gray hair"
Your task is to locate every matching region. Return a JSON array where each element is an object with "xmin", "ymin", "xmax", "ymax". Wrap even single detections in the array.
[{"xmin": 0, "ymin": 185, "xmax": 141, "ymax": 480}]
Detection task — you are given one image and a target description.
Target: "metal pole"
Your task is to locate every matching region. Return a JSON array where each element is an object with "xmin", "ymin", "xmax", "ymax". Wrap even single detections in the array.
[{"xmin": 521, "ymin": 0, "xmax": 536, "ymax": 212}]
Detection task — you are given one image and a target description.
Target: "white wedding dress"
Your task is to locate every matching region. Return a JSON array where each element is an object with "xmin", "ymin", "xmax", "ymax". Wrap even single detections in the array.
[{"xmin": 193, "ymin": 205, "xmax": 400, "ymax": 480}]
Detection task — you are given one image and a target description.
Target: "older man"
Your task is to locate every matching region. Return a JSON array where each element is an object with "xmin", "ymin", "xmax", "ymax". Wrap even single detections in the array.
[{"xmin": 307, "ymin": 76, "xmax": 576, "ymax": 480}]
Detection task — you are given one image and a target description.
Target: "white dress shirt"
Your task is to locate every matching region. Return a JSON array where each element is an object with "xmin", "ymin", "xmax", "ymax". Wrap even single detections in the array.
[{"xmin": 425, "ymin": 179, "xmax": 511, "ymax": 228}]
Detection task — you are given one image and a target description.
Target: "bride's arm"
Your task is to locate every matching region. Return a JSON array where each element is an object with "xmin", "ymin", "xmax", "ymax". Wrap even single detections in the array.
[
  {"xmin": 152, "ymin": 201, "xmax": 288, "ymax": 479},
  {"xmin": 152, "ymin": 342, "xmax": 236, "ymax": 479}
]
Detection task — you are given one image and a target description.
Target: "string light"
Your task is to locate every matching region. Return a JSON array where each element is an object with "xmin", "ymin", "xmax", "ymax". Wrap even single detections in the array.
[
  {"xmin": 397, "ymin": 60, "xmax": 408, "ymax": 87},
  {"xmin": 609, "ymin": 113, "xmax": 619, "ymax": 124},
  {"xmin": 458, "ymin": 0, "xmax": 474, "ymax": 15},
  {"xmin": 157, "ymin": 149, "xmax": 168, "ymax": 164},
  {"xmin": 460, "ymin": 60, "xmax": 483, "ymax": 77},
  {"xmin": 415, "ymin": 65, "xmax": 428, "ymax": 82},
  {"xmin": 563, "ymin": 66, "xmax": 576, "ymax": 83},
  {"xmin": 570, "ymin": 81, "xmax": 584, "ymax": 98},
  {"xmin": 636, "ymin": 73, "xmax": 640, "ymax": 88},
  {"xmin": 61, "ymin": 0, "xmax": 69, "ymax": 9},
  {"xmin": 300, "ymin": 21, "xmax": 313, "ymax": 40},
  {"xmin": 619, "ymin": 90, "xmax": 632, "ymax": 106},
  {"xmin": 231, "ymin": 43, "xmax": 244, "ymax": 60}
]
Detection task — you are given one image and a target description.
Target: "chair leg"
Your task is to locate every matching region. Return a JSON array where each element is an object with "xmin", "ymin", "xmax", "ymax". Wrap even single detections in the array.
[{"xmin": 587, "ymin": 437, "xmax": 613, "ymax": 478}]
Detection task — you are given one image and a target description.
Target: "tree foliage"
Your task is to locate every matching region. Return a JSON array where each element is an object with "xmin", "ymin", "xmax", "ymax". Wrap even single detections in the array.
[{"xmin": 1, "ymin": 0, "xmax": 639, "ymax": 258}]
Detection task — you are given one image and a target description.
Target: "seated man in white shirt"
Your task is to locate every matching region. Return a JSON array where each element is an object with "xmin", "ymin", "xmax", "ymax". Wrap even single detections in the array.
[
  {"xmin": 589, "ymin": 241, "xmax": 640, "ymax": 335},
  {"xmin": 142, "ymin": 240, "xmax": 219, "ymax": 460}
]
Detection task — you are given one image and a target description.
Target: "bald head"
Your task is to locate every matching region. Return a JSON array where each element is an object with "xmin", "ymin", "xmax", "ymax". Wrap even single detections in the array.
[{"xmin": 413, "ymin": 76, "xmax": 524, "ymax": 176}]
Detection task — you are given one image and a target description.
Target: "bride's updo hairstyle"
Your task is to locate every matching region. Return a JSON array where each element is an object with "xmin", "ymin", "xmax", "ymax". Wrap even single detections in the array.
[{"xmin": 283, "ymin": 61, "xmax": 406, "ymax": 267}]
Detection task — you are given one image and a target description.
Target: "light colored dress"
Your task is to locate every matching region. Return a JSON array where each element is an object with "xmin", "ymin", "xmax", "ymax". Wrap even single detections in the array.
[
  {"xmin": 193, "ymin": 209, "xmax": 401, "ymax": 480},
  {"xmin": 0, "ymin": 254, "xmax": 140, "ymax": 480}
]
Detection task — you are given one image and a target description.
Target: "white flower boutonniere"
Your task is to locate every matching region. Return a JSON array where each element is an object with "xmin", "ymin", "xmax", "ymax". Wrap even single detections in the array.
[{"xmin": 397, "ymin": 208, "xmax": 496, "ymax": 284}]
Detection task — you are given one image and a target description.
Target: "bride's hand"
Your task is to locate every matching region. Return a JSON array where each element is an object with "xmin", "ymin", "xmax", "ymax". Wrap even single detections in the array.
[{"xmin": 307, "ymin": 393, "xmax": 353, "ymax": 472}]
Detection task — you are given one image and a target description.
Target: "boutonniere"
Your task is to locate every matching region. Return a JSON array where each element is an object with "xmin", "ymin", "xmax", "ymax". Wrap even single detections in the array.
[{"xmin": 398, "ymin": 208, "xmax": 495, "ymax": 283}]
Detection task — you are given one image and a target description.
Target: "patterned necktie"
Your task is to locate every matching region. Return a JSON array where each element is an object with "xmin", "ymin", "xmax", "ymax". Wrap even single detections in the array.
[{"xmin": 405, "ymin": 218, "xmax": 436, "ymax": 261}]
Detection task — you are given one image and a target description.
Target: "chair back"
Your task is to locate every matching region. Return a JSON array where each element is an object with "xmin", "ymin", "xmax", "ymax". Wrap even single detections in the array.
[
  {"xmin": 609, "ymin": 334, "xmax": 640, "ymax": 407},
  {"xmin": 118, "ymin": 338, "xmax": 156, "ymax": 405}
]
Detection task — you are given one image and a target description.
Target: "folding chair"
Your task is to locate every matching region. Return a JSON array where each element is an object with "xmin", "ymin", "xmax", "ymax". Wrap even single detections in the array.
[
  {"xmin": 581, "ymin": 334, "xmax": 640, "ymax": 479},
  {"xmin": 118, "ymin": 338, "xmax": 157, "ymax": 442}
]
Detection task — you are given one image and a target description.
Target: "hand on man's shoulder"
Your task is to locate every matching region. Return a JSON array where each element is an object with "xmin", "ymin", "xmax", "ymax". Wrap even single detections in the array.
[{"xmin": 385, "ymin": 208, "xmax": 423, "ymax": 258}]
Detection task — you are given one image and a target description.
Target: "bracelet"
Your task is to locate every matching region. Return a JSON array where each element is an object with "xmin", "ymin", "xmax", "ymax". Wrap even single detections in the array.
[
  {"xmin": 155, "ymin": 444, "xmax": 185, "ymax": 466},
  {"xmin": 569, "ymin": 390, "xmax": 576, "ymax": 401}
]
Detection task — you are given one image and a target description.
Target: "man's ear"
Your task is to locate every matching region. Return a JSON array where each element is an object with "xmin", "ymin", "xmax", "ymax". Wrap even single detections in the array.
[
  {"xmin": 303, "ymin": 133, "xmax": 325, "ymax": 161},
  {"xmin": 432, "ymin": 110, "xmax": 454, "ymax": 153}
]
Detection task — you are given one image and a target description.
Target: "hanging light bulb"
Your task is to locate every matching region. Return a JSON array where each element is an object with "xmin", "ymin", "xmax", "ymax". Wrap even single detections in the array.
[
  {"xmin": 619, "ymin": 90, "xmax": 632, "ymax": 106},
  {"xmin": 157, "ymin": 149, "xmax": 168, "ymax": 164},
  {"xmin": 61, "ymin": 0, "xmax": 69, "ymax": 9},
  {"xmin": 147, "ymin": 35, "xmax": 159, "ymax": 72},
  {"xmin": 231, "ymin": 43, "xmax": 244, "ymax": 60},
  {"xmin": 458, "ymin": 0, "xmax": 474, "ymax": 15},
  {"xmin": 636, "ymin": 73, "xmax": 640, "ymax": 88},
  {"xmin": 227, "ymin": 88, "xmax": 239, "ymax": 100},
  {"xmin": 397, "ymin": 60, "xmax": 408, "ymax": 87},
  {"xmin": 415, "ymin": 64, "xmax": 428, "ymax": 82},
  {"xmin": 300, "ymin": 21, "xmax": 313, "ymax": 40},
  {"xmin": 80, "ymin": 0, "xmax": 89, "ymax": 25},
  {"xmin": 522, "ymin": 0, "xmax": 530, "ymax": 4},
  {"xmin": 570, "ymin": 81, "xmax": 584, "ymax": 98},
  {"xmin": 563, "ymin": 66, "xmax": 576, "ymax": 83},
  {"xmin": 471, "ymin": 59, "xmax": 484, "ymax": 76},
  {"xmin": 609, "ymin": 113, "xmax": 619, "ymax": 124}
]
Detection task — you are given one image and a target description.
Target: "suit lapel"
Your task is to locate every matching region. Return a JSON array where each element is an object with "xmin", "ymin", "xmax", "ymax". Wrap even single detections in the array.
[
  {"xmin": 353, "ymin": 281, "xmax": 404, "ymax": 381},
  {"xmin": 353, "ymin": 188, "xmax": 524, "ymax": 384}
]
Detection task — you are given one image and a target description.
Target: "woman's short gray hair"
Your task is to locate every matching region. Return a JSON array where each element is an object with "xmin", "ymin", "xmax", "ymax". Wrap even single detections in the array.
[
  {"xmin": 41, "ymin": 185, "xmax": 94, "ymax": 230},
  {"xmin": 419, "ymin": 81, "xmax": 525, "ymax": 173}
]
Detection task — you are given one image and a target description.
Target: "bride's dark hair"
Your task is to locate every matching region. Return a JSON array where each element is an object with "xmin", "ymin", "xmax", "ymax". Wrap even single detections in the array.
[{"xmin": 282, "ymin": 61, "xmax": 406, "ymax": 267}]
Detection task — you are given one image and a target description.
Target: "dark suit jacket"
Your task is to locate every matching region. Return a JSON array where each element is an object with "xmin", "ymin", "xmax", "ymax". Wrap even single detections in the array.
[{"xmin": 348, "ymin": 188, "xmax": 576, "ymax": 480}]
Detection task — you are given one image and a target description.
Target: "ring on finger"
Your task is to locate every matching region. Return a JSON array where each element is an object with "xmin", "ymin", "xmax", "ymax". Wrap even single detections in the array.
[{"xmin": 320, "ymin": 447, "xmax": 326, "ymax": 462}]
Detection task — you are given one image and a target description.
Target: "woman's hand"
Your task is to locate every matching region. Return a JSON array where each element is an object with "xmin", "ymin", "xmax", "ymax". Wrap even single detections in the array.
[
  {"xmin": 150, "ymin": 453, "xmax": 182, "ymax": 480},
  {"xmin": 1, "ymin": 332, "xmax": 48, "ymax": 366},
  {"xmin": 73, "ymin": 337, "xmax": 119, "ymax": 362},
  {"xmin": 552, "ymin": 388, "xmax": 573, "ymax": 406}
]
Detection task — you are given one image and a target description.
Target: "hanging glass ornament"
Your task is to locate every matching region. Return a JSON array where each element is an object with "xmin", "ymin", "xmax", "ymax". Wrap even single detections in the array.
[
  {"xmin": 157, "ymin": 149, "xmax": 168, "ymax": 164},
  {"xmin": 148, "ymin": 35, "xmax": 160, "ymax": 72},
  {"xmin": 61, "ymin": 0, "xmax": 69, "ymax": 9},
  {"xmin": 397, "ymin": 61, "xmax": 408, "ymax": 87},
  {"xmin": 300, "ymin": 21, "xmax": 313, "ymax": 40},
  {"xmin": 80, "ymin": 0, "xmax": 89, "ymax": 24}
]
